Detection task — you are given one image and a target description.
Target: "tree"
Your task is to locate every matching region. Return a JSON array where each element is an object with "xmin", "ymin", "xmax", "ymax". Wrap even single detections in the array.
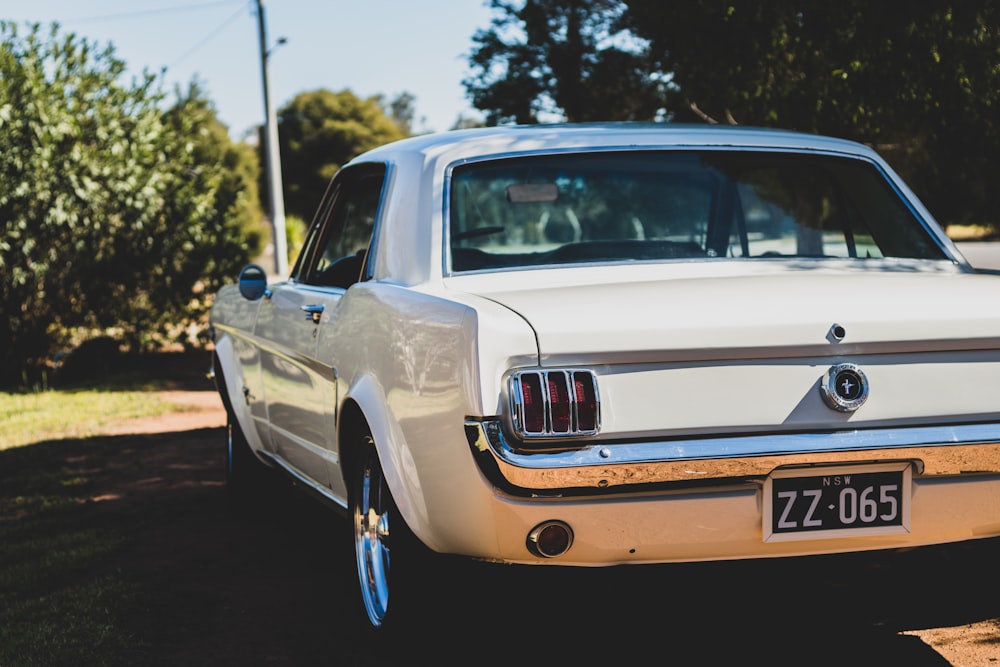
[
  {"xmin": 620, "ymin": 1, "xmax": 1000, "ymax": 225},
  {"xmin": 150, "ymin": 80, "xmax": 265, "ymax": 338},
  {"xmin": 465, "ymin": 0, "xmax": 1000, "ymax": 226},
  {"xmin": 273, "ymin": 89, "xmax": 408, "ymax": 223},
  {"xmin": 378, "ymin": 90, "xmax": 420, "ymax": 136},
  {"xmin": 0, "ymin": 22, "xmax": 263, "ymax": 387},
  {"xmin": 464, "ymin": 0, "xmax": 663, "ymax": 125}
]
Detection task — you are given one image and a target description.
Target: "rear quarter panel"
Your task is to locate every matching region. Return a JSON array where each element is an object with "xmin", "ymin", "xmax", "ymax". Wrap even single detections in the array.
[{"xmin": 320, "ymin": 282, "xmax": 537, "ymax": 553}]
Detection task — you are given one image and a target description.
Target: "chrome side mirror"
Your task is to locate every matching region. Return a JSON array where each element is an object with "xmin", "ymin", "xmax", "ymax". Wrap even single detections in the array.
[{"xmin": 238, "ymin": 264, "xmax": 269, "ymax": 301}]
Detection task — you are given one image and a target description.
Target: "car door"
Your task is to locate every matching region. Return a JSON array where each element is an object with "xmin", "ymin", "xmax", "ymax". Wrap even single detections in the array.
[{"xmin": 256, "ymin": 164, "xmax": 386, "ymax": 492}]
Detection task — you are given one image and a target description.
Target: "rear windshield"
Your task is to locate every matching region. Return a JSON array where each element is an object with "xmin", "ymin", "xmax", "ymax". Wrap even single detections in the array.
[{"xmin": 448, "ymin": 150, "xmax": 947, "ymax": 272}]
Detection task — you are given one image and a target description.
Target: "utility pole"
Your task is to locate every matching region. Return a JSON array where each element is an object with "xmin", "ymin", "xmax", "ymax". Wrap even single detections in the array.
[{"xmin": 255, "ymin": 0, "xmax": 288, "ymax": 277}]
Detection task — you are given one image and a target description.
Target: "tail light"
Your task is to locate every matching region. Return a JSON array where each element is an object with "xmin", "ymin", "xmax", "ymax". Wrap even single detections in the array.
[{"xmin": 509, "ymin": 370, "xmax": 600, "ymax": 439}]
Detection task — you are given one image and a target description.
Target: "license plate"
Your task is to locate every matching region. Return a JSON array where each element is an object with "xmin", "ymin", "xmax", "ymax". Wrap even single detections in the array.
[{"xmin": 763, "ymin": 462, "xmax": 911, "ymax": 542}]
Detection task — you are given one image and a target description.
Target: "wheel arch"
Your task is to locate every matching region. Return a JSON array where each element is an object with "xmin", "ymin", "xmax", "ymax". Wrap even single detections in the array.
[
  {"xmin": 211, "ymin": 344, "xmax": 235, "ymax": 415},
  {"xmin": 337, "ymin": 375, "xmax": 433, "ymax": 549},
  {"xmin": 211, "ymin": 335, "xmax": 269, "ymax": 458},
  {"xmin": 336, "ymin": 398, "xmax": 368, "ymax": 501},
  {"xmin": 211, "ymin": 337, "xmax": 238, "ymax": 415}
]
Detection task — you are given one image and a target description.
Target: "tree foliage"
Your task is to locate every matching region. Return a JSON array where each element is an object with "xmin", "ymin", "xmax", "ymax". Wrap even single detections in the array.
[
  {"xmin": 274, "ymin": 89, "xmax": 408, "ymax": 223},
  {"xmin": 464, "ymin": 1, "xmax": 1000, "ymax": 226},
  {"xmin": 0, "ymin": 22, "xmax": 263, "ymax": 386},
  {"xmin": 621, "ymin": 0, "xmax": 1000, "ymax": 226},
  {"xmin": 379, "ymin": 90, "xmax": 419, "ymax": 136},
  {"xmin": 465, "ymin": 0, "xmax": 663, "ymax": 125}
]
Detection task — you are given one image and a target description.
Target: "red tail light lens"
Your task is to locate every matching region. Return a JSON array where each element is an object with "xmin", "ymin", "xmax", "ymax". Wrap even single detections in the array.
[
  {"xmin": 573, "ymin": 371, "xmax": 598, "ymax": 432},
  {"xmin": 510, "ymin": 370, "xmax": 600, "ymax": 439},
  {"xmin": 548, "ymin": 371, "xmax": 571, "ymax": 433},
  {"xmin": 518, "ymin": 372, "xmax": 546, "ymax": 434}
]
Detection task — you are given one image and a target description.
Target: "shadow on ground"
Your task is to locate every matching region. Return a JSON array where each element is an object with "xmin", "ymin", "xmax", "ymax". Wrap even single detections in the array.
[{"xmin": 2, "ymin": 426, "xmax": 998, "ymax": 666}]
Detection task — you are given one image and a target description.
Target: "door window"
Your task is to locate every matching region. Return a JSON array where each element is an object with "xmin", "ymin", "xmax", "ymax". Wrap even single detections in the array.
[{"xmin": 300, "ymin": 165, "xmax": 386, "ymax": 288}]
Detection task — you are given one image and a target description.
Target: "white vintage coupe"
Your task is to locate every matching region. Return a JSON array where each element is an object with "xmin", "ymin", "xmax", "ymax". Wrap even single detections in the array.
[{"xmin": 209, "ymin": 123, "xmax": 1000, "ymax": 632}]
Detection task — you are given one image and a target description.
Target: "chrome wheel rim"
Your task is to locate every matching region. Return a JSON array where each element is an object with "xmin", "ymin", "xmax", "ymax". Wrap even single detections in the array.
[{"xmin": 354, "ymin": 452, "xmax": 390, "ymax": 627}]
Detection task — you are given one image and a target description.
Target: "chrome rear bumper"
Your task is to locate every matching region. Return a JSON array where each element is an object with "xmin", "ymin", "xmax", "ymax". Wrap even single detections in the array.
[{"xmin": 466, "ymin": 420, "xmax": 1000, "ymax": 494}]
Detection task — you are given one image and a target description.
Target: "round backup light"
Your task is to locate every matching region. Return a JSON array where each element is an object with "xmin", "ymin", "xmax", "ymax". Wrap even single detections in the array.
[{"xmin": 527, "ymin": 521, "xmax": 574, "ymax": 558}]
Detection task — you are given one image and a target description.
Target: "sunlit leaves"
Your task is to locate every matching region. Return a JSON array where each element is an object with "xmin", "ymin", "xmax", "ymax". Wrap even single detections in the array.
[
  {"xmin": 274, "ymin": 89, "xmax": 406, "ymax": 223},
  {"xmin": 0, "ymin": 22, "xmax": 263, "ymax": 386}
]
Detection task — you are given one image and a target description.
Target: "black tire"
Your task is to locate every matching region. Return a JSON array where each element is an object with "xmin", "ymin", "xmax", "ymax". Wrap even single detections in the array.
[{"xmin": 351, "ymin": 432, "xmax": 436, "ymax": 634}]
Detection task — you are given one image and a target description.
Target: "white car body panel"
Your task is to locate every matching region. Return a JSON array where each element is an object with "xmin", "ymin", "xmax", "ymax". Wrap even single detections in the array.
[{"xmin": 453, "ymin": 263, "xmax": 1000, "ymax": 435}]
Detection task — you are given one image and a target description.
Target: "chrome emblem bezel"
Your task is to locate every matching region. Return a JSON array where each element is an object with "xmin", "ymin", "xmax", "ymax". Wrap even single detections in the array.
[{"xmin": 820, "ymin": 363, "xmax": 869, "ymax": 412}]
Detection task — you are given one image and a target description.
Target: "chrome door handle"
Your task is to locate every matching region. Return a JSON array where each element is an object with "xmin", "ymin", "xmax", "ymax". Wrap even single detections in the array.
[{"xmin": 301, "ymin": 304, "xmax": 325, "ymax": 323}]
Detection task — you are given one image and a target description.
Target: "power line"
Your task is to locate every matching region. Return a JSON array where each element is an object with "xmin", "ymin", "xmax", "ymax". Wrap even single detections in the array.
[
  {"xmin": 170, "ymin": 5, "xmax": 249, "ymax": 68},
  {"xmin": 37, "ymin": 1, "xmax": 246, "ymax": 25},
  {"xmin": 10, "ymin": 2, "xmax": 255, "ymax": 77}
]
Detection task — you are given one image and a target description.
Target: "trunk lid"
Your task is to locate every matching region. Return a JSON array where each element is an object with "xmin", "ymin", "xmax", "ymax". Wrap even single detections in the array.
[{"xmin": 455, "ymin": 261, "xmax": 1000, "ymax": 437}]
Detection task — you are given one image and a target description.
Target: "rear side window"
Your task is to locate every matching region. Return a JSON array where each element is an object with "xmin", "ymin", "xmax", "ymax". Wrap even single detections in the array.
[{"xmin": 296, "ymin": 165, "xmax": 386, "ymax": 288}]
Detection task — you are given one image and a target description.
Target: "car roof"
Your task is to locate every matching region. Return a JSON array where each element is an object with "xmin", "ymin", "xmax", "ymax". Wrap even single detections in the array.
[{"xmin": 347, "ymin": 122, "xmax": 880, "ymax": 167}]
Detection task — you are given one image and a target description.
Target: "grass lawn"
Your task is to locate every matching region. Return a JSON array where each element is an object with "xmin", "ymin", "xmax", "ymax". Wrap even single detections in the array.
[
  {"xmin": 0, "ymin": 389, "xmax": 195, "ymax": 451},
  {"xmin": 0, "ymin": 349, "xmax": 217, "ymax": 665},
  {"xmin": 0, "ymin": 349, "xmax": 215, "ymax": 451}
]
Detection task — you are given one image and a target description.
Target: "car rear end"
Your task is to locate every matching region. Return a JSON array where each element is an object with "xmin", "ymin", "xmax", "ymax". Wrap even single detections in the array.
[
  {"xmin": 441, "ymin": 128, "xmax": 1000, "ymax": 565},
  {"xmin": 457, "ymin": 263, "xmax": 1000, "ymax": 563}
]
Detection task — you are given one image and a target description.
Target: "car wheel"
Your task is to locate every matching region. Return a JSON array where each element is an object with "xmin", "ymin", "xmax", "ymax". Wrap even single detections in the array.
[{"xmin": 352, "ymin": 433, "xmax": 431, "ymax": 633}]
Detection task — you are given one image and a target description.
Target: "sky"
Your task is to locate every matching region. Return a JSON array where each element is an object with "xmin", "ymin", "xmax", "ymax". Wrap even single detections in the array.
[{"xmin": 2, "ymin": 0, "xmax": 497, "ymax": 139}]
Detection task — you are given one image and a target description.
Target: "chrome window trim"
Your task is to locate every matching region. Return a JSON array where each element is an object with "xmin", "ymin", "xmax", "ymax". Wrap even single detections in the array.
[{"xmin": 361, "ymin": 160, "xmax": 394, "ymax": 283}]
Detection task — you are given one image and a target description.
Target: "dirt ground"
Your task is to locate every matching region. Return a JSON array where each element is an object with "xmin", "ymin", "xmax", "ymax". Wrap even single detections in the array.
[{"xmin": 71, "ymin": 381, "xmax": 1000, "ymax": 665}]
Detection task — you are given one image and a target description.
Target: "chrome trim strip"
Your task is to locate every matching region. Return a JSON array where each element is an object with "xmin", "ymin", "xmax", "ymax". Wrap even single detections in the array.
[{"xmin": 466, "ymin": 420, "xmax": 1000, "ymax": 491}]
